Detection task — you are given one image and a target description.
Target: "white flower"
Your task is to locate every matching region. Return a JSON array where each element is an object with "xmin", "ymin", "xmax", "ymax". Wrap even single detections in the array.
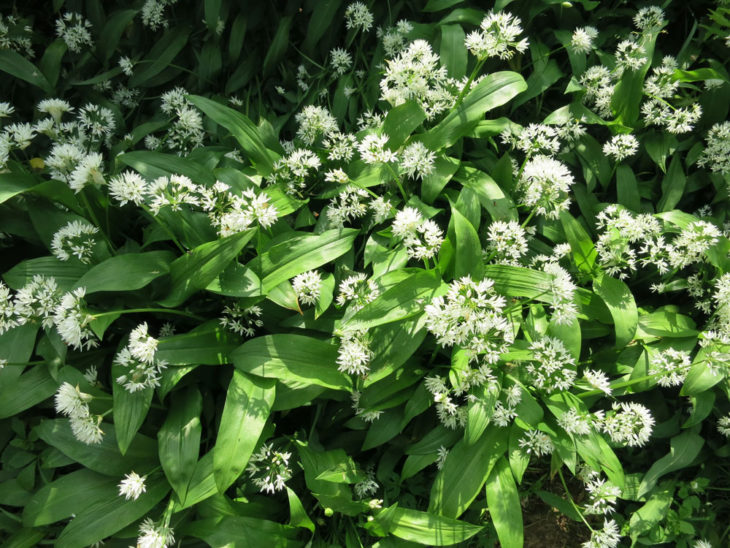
[
  {"xmin": 570, "ymin": 26, "xmax": 598, "ymax": 54},
  {"xmin": 692, "ymin": 540, "xmax": 712, "ymax": 548},
  {"xmin": 0, "ymin": 282, "xmax": 18, "ymax": 335},
  {"xmin": 330, "ymin": 47, "xmax": 353, "ymax": 75},
  {"xmin": 78, "ymin": 103, "xmax": 116, "ymax": 140},
  {"xmin": 69, "ymin": 152, "xmax": 105, "ymax": 192},
  {"xmin": 69, "ymin": 413, "xmax": 104, "ymax": 445},
  {"xmin": 51, "ymin": 220, "xmax": 99, "ymax": 264},
  {"xmin": 650, "ymin": 348, "xmax": 692, "ymax": 387},
  {"xmin": 115, "ymin": 345, "xmax": 167, "ymax": 393},
  {"xmin": 584, "ymin": 477, "xmax": 621, "ymax": 515},
  {"xmin": 615, "ymin": 39, "xmax": 647, "ymax": 75},
  {"xmin": 5, "ymin": 122, "xmax": 35, "ymax": 149},
  {"xmin": 399, "ymin": 142, "xmax": 436, "ymax": 180},
  {"xmin": 517, "ymin": 155, "xmax": 575, "ymax": 219},
  {"xmin": 584, "ymin": 369, "xmax": 612, "ymax": 395},
  {"xmin": 52, "ymin": 288, "xmax": 99, "ymax": 351},
  {"xmin": 668, "ymin": 221, "xmax": 721, "ymax": 269},
  {"xmin": 323, "ymin": 132, "xmax": 357, "ymax": 162},
  {"xmin": 514, "ymin": 124, "xmax": 561, "ymax": 156},
  {"xmin": 485, "ymin": 220, "xmax": 528, "ymax": 265},
  {"xmin": 465, "ymin": 11, "xmax": 528, "ymax": 60},
  {"xmin": 327, "ymin": 187, "xmax": 369, "ymax": 228},
  {"xmin": 118, "ymin": 471, "xmax": 146, "ymax": 500},
  {"xmin": 118, "ymin": 55, "xmax": 134, "ymax": 76},
  {"xmin": 54, "ymin": 382, "xmax": 92, "ymax": 418},
  {"xmin": 582, "ymin": 519, "xmax": 621, "ymax": 548},
  {"xmin": 391, "ymin": 207, "xmax": 443, "ymax": 260},
  {"xmin": 55, "ymin": 12, "xmax": 93, "ymax": 53},
  {"xmin": 717, "ymin": 415, "xmax": 730, "ymax": 438},
  {"xmin": 603, "ymin": 134, "xmax": 639, "ymax": 162},
  {"xmin": 109, "ymin": 171, "xmax": 148, "ymax": 206},
  {"xmin": 295, "ymin": 105, "xmax": 338, "ymax": 145},
  {"xmin": 337, "ymin": 329, "xmax": 372, "ymax": 376},
  {"xmin": 518, "ymin": 429, "xmax": 554, "ymax": 457},
  {"xmin": 128, "ymin": 322, "xmax": 159, "ymax": 364},
  {"xmin": 541, "ymin": 262, "xmax": 579, "ymax": 326},
  {"xmin": 246, "ymin": 443, "xmax": 293, "ymax": 494},
  {"xmin": 634, "ymin": 6, "xmax": 666, "ymax": 30},
  {"xmin": 558, "ymin": 409, "xmax": 592, "ymax": 436},
  {"xmin": 600, "ymin": 401, "xmax": 654, "ymax": 447},
  {"xmin": 137, "ymin": 518, "xmax": 175, "ymax": 548},
  {"xmin": 358, "ymin": 134, "xmax": 397, "ymax": 164},
  {"xmin": 337, "ymin": 273, "xmax": 380, "ymax": 312},
  {"xmin": 526, "ymin": 337, "xmax": 577, "ymax": 393},
  {"xmin": 344, "ymin": 2, "xmax": 373, "ymax": 32},
  {"xmin": 292, "ymin": 271, "xmax": 322, "ymax": 306},
  {"xmin": 13, "ymin": 275, "xmax": 60, "ymax": 330},
  {"xmin": 219, "ymin": 303, "xmax": 263, "ymax": 337},
  {"xmin": 37, "ymin": 98, "xmax": 73, "ymax": 123},
  {"xmin": 698, "ymin": 121, "xmax": 730, "ymax": 176}
]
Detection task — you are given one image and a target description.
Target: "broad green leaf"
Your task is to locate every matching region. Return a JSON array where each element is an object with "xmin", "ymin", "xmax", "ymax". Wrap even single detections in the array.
[
  {"xmin": 452, "ymin": 206, "xmax": 483, "ymax": 279},
  {"xmin": 593, "ymin": 272, "xmax": 637, "ymax": 348},
  {"xmin": 0, "ymin": 173, "xmax": 41, "ymax": 204},
  {"xmin": 286, "ymin": 487, "xmax": 315, "ymax": 532},
  {"xmin": 56, "ymin": 478, "xmax": 169, "ymax": 548},
  {"xmin": 257, "ymin": 229, "xmax": 358, "ymax": 293},
  {"xmin": 189, "ymin": 95, "xmax": 278, "ymax": 176},
  {"xmin": 575, "ymin": 432, "xmax": 624, "ymax": 489},
  {"xmin": 382, "ymin": 101, "xmax": 427, "ymax": 150},
  {"xmin": 38, "ymin": 39, "xmax": 66, "ymax": 88},
  {"xmin": 616, "ymin": 165, "xmax": 641, "ymax": 212},
  {"xmin": 375, "ymin": 505, "xmax": 483, "ymax": 546},
  {"xmin": 657, "ymin": 154, "xmax": 686, "ymax": 212},
  {"xmin": 206, "ymin": 262, "xmax": 263, "ymax": 298},
  {"xmin": 440, "ymin": 24, "xmax": 467, "ymax": 79},
  {"xmin": 0, "ymin": 365, "xmax": 55, "ymax": 419},
  {"xmin": 160, "ymin": 229, "xmax": 254, "ymax": 307},
  {"xmin": 303, "ymin": 0, "xmax": 339, "ymax": 52},
  {"xmin": 76, "ymin": 251, "xmax": 174, "ymax": 294},
  {"xmin": 4, "ymin": 256, "xmax": 87, "ymax": 291},
  {"xmin": 422, "ymin": 156, "xmax": 460, "ymax": 204},
  {"xmin": 22, "ymin": 470, "xmax": 116, "ymax": 527},
  {"xmin": 157, "ymin": 321, "xmax": 240, "ymax": 365},
  {"xmin": 0, "ymin": 49, "xmax": 52, "ymax": 93},
  {"xmin": 456, "ymin": 166, "xmax": 518, "ymax": 222},
  {"xmin": 97, "ymin": 9, "xmax": 138, "ymax": 62},
  {"xmin": 628, "ymin": 487, "xmax": 673, "ymax": 541},
  {"xmin": 682, "ymin": 391, "xmax": 715, "ymax": 428},
  {"xmin": 575, "ymin": 135, "xmax": 612, "ymax": 190},
  {"xmin": 262, "ymin": 16, "xmax": 292, "ymax": 77},
  {"xmin": 465, "ymin": 383, "xmax": 498, "ymax": 445},
  {"xmin": 637, "ymin": 431, "xmax": 703, "ymax": 498},
  {"xmin": 112, "ymin": 362, "xmax": 153, "ymax": 455},
  {"xmin": 117, "ymin": 150, "xmax": 216, "ymax": 185},
  {"xmin": 129, "ymin": 26, "xmax": 190, "ymax": 87},
  {"xmin": 485, "ymin": 456, "xmax": 523, "ymax": 548},
  {"xmin": 177, "ymin": 451, "xmax": 218, "ymax": 510},
  {"xmin": 214, "ymin": 371, "xmax": 275, "ymax": 492},
  {"xmin": 429, "ymin": 425, "xmax": 508, "ymax": 518},
  {"xmin": 158, "ymin": 388, "xmax": 202, "ymax": 502},
  {"xmin": 346, "ymin": 269, "xmax": 445, "ymax": 330},
  {"xmin": 636, "ymin": 308, "xmax": 697, "ymax": 339},
  {"xmin": 611, "ymin": 28, "xmax": 660, "ymax": 126},
  {"xmin": 184, "ymin": 515, "xmax": 301, "ymax": 547},
  {"xmin": 232, "ymin": 334, "xmax": 352, "ymax": 391},
  {"xmin": 421, "ymin": 71, "xmax": 527, "ymax": 149},
  {"xmin": 513, "ymin": 59, "xmax": 563, "ymax": 109},
  {"xmin": 560, "ymin": 211, "xmax": 597, "ymax": 276},
  {"xmin": 35, "ymin": 420, "xmax": 158, "ymax": 477}
]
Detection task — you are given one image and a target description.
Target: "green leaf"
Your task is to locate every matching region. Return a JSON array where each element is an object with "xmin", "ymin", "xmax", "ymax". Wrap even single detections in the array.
[
  {"xmin": 421, "ymin": 71, "xmax": 527, "ymax": 149},
  {"xmin": 257, "ymin": 228, "xmax": 358, "ymax": 293},
  {"xmin": 611, "ymin": 29, "xmax": 660, "ymax": 126},
  {"xmin": 232, "ymin": 334, "xmax": 352, "ymax": 391},
  {"xmin": 346, "ymin": 269, "xmax": 445, "ymax": 330},
  {"xmin": 456, "ymin": 166, "xmax": 518, "ymax": 222},
  {"xmin": 616, "ymin": 165, "xmax": 641, "ymax": 212},
  {"xmin": 286, "ymin": 486, "xmax": 315, "ymax": 532},
  {"xmin": 382, "ymin": 101, "xmax": 427, "ymax": 150},
  {"xmin": 112, "ymin": 362, "xmax": 153, "ymax": 455},
  {"xmin": 485, "ymin": 456, "xmax": 523, "ymax": 548},
  {"xmin": 430, "ymin": 425, "xmax": 508, "ymax": 518},
  {"xmin": 560, "ymin": 211, "xmax": 597, "ymax": 276},
  {"xmin": 35, "ymin": 420, "xmax": 158, "ymax": 477},
  {"xmin": 628, "ymin": 487, "xmax": 673, "ymax": 541},
  {"xmin": 76, "ymin": 251, "xmax": 174, "ymax": 294},
  {"xmin": 214, "ymin": 371, "xmax": 275, "ymax": 492},
  {"xmin": 657, "ymin": 154, "xmax": 686, "ymax": 212},
  {"xmin": 453, "ymin": 206, "xmax": 483, "ymax": 279},
  {"xmin": 160, "ymin": 229, "xmax": 255, "ymax": 307},
  {"xmin": 0, "ymin": 49, "xmax": 52, "ymax": 93},
  {"xmin": 129, "ymin": 26, "xmax": 190, "ymax": 87},
  {"xmin": 158, "ymin": 388, "xmax": 202, "ymax": 502},
  {"xmin": 593, "ymin": 272, "xmax": 637, "ymax": 348},
  {"xmin": 0, "ymin": 173, "xmax": 40, "ymax": 204},
  {"xmin": 0, "ymin": 365, "xmax": 56, "ymax": 419},
  {"xmin": 38, "ymin": 39, "xmax": 67, "ymax": 88},
  {"xmin": 636, "ymin": 308, "xmax": 697, "ymax": 339},
  {"xmin": 189, "ymin": 95, "xmax": 278, "ymax": 176},
  {"xmin": 440, "ymin": 24, "xmax": 467, "ymax": 79},
  {"xmin": 157, "ymin": 321, "xmax": 239, "ymax": 365},
  {"xmin": 4, "ymin": 256, "xmax": 87, "ymax": 291},
  {"xmin": 56, "ymin": 478, "xmax": 169, "ymax": 548},
  {"xmin": 262, "ymin": 16, "xmax": 292, "ymax": 77},
  {"xmin": 513, "ymin": 59, "xmax": 563, "ymax": 109},
  {"xmin": 637, "ymin": 431, "xmax": 704, "ymax": 498},
  {"xmin": 184, "ymin": 515, "xmax": 301, "ymax": 547},
  {"xmin": 22, "ymin": 470, "xmax": 116, "ymax": 527},
  {"xmin": 176, "ymin": 451, "xmax": 218, "ymax": 510},
  {"xmin": 96, "ymin": 9, "xmax": 138, "ymax": 62},
  {"xmin": 375, "ymin": 505, "xmax": 483, "ymax": 546},
  {"xmin": 117, "ymin": 150, "xmax": 216, "ymax": 185},
  {"xmin": 303, "ymin": 0, "xmax": 339, "ymax": 52}
]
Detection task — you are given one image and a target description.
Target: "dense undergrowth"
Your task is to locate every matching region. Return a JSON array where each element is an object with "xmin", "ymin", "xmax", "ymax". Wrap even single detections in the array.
[{"xmin": 1, "ymin": 0, "xmax": 730, "ymax": 546}]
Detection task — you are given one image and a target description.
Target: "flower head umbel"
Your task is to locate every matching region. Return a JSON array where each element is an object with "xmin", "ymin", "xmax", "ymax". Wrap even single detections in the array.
[
  {"xmin": 292, "ymin": 271, "xmax": 322, "ymax": 306},
  {"xmin": 518, "ymin": 429, "xmax": 554, "ymax": 457},
  {"xmin": 603, "ymin": 134, "xmax": 639, "ymax": 162},
  {"xmin": 295, "ymin": 105, "xmax": 338, "ymax": 145},
  {"xmin": 337, "ymin": 273, "xmax": 380, "ymax": 312},
  {"xmin": 337, "ymin": 329, "xmax": 372, "ymax": 376},
  {"xmin": 391, "ymin": 207, "xmax": 443, "ymax": 260},
  {"xmin": 137, "ymin": 518, "xmax": 175, "ymax": 548},
  {"xmin": 582, "ymin": 519, "xmax": 621, "ymax": 548},
  {"xmin": 526, "ymin": 337, "xmax": 577, "ymax": 393},
  {"xmin": 52, "ymin": 288, "xmax": 99, "ymax": 350},
  {"xmin": 570, "ymin": 26, "xmax": 598, "ymax": 54},
  {"xmin": 55, "ymin": 12, "xmax": 93, "ymax": 53},
  {"xmin": 358, "ymin": 134, "xmax": 398, "ymax": 164},
  {"xmin": 399, "ymin": 142, "xmax": 436, "ymax": 180},
  {"xmin": 13, "ymin": 275, "xmax": 60, "ymax": 330},
  {"xmin": 718, "ymin": 415, "xmax": 730, "ymax": 438},
  {"xmin": 115, "ymin": 323, "xmax": 168, "ymax": 393},
  {"xmin": 517, "ymin": 155, "xmax": 575, "ymax": 219},
  {"xmin": 118, "ymin": 471, "xmax": 147, "ymax": 500},
  {"xmin": 424, "ymin": 276, "xmax": 513, "ymax": 363},
  {"xmin": 485, "ymin": 220, "xmax": 528, "ymax": 265},
  {"xmin": 246, "ymin": 442, "xmax": 293, "ymax": 494},
  {"xmin": 51, "ymin": 220, "xmax": 100, "ymax": 264},
  {"xmin": 649, "ymin": 348, "xmax": 692, "ymax": 387},
  {"xmin": 109, "ymin": 171, "xmax": 148, "ymax": 206},
  {"xmin": 329, "ymin": 48, "xmax": 353, "ymax": 75},
  {"xmin": 600, "ymin": 401, "xmax": 655, "ymax": 447},
  {"xmin": 698, "ymin": 121, "xmax": 730, "ymax": 176},
  {"xmin": 54, "ymin": 382, "xmax": 104, "ymax": 445},
  {"xmin": 219, "ymin": 303, "xmax": 263, "ymax": 337},
  {"xmin": 344, "ymin": 2, "xmax": 373, "ymax": 33},
  {"xmin": 465, "ymin": 11, "xmax": 528, "ymax": 60}
]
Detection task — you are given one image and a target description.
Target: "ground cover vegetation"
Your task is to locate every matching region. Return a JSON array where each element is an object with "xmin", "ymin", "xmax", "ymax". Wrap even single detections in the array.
[{"xmin": 0, "ymin": 0, "xmax": 729, "ymax": 546}]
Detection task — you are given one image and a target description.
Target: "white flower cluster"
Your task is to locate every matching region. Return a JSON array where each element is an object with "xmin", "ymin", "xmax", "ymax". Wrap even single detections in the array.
[
  {"xmin": 649, "ymin": 347, "xmax": 692, "ymax": 387},
  {"xmin": 584, "ymin": 369, "xmax": 613, "ymax": 395},
  {"xmin": 323, "ymin": 131, "xmax": 357, "ymax": 162},
  {"xmin": 570, "ymin": 26, "xmax": 598, "ymax": 55},
  {"xmin": 268, "ymin": 148, "xmax": 321, "ymax": 196},
  {"xmin": 115, "ymin": 323, "xmax": 168, "ymax": 393},
  {"xmin": 54, "ymin": 382, "xmax": 104, "ymax": 445},
  {"xmin": 615, "ymin": 39, "xmax": 647, "ymax": 75},
  {"xmin": 464, "ymin": 11, "xmax": 528, "ymax": 60},
  {"xmin": 424, "ymin": 376, "xmax": 467, "ymax": 430},
  {"xmin": 219, "ymin": 303, "xmax": 263, "ymax": 337},
  {"xmin": 424, "ymin": 276, "xmax": 513, "ymax": 363},
  {"xmin": 644, "ymin": 56, "xmax": 680, "ymax": 98},
  {"xmin": 0, "ymin": 14, "xmax": 34, "ymax": 58},
  {"xmin": 378, "ymin": 20, "xmax": 413, "ymax": 57},
  {"xmin": 292, "ymin": 270, "xmax": 322, "ymax": 306},
  {"xmin": 518, "ymin": 429, "xmax": 554, "ymax": 457},
  {"xmin": 53, "ymin": 288, "xmax": 99, "ymax": 350},
  {"xmin": 599, "ymin": 401, "xmax": 655, "ymax": 447},
  {"xmin": 399, "ymin": 142, "xmax": 436, "ymax": 180},
  {"xmin": 718, "ymin": 415, "xmax": 730, "ymax": 438},
  {"xmin": 579, "ymin": 469, "xmax": 622, "ymax": 515},
  {"xmin": 602, "ymin": 134, "xmax": 639, "ymax": 162},
  {"xmin": 329, "ymin": 48, "xmax": 353, "ymax": 76},
  {"xmin": 485, "ymin": 220, "xmax": 528, "ymax": 265},
  {"xmin": 582, "ymin": 519, "xmax": 621, "ymax": 548},
  {"xmin": 55, "ymin": 12, "xmax": 93, "ymax": 53},
  {"xmin": 526, "ymin": 337, "xmax": 577, "ymax": 393},
  {"xmin": 295, "ymin": 105, "xmax": 339, "ymax": 145},
  {"xmin": 698, "ymin": 121, "xmax": 730, "ymax": 176},
  {"xmin": 504, "ymin": 123, "xmax": 561, "ymax": 157},
  {"xmin": 118, "ymin": 471, "xmax": 147, "ymax": 500},
  {"xmin": 642, "ymin": 99, "xmax": 702, "ymax": 134},
  {"xmin": 516, "ymin": 155, "xmax": 575, "ymax": 219},
  {"xmin": 337, "ymin": 273, "xmax": 380, "ymax": 312},
  {"xmin": 0, "ymin": 276, "xmax": 60, "ymax": 334},
  {"xmin": 580, "ymin": 65, "xmax": 616, "ymax": 118},
  {"xmin": 337, "ymin": 329, "xmax": 372, "ymax": 376},
  {"xmin": 344, "ymin": 2, "xmax": 374, "ymax": 33},
  {"xmin": 492, "ymin": 385, "xmax": 523, "ymax": 427},
  {"xmin": 540, "ymin": 262, "xmax": 579, "ymax": 325},
  {"xmin": 327, "ymin": 186, "xmax": 369, "ymax": 228},
  {"xmin": 246, "ymin": 442, "xmax": 293, "ymax": 494},
  {"xmin": 358, "ymin": 134, "xmax": 398, "ymax": 164},
  {"xmin": 634, "ymin": 6, "xmax": 666, "ymax": 31},
  {"xmin": 391, "ymin": 207, "xmax": 444, "ymax": 260},
  {"xmin": 351, "ymin": 391, "xmax": 383, "ymax": 423},
  {"xmin": 51, "ymin": 220, "xmax": 100, "ymax": 264},
  {"xmin": 137, "ymin": 517, "xmax": 175, "ymax": 548},
  {"xmin": 141, "ymin": 0, "xmax": 179, "ymax": 31}
]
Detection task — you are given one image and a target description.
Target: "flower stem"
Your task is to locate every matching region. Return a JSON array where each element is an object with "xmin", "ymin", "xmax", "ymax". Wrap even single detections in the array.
[
  {"xmin": 385, "ymin": 163, "xmax": 408, "ymax": 202},
  {"xmin": 453, "ymin": 58, "xmax": 486, "ymax": 109},
  {"xmin": 557, "ymin": 468, "xmax": 594, "ymax": 532},
  {"xmin": 141, "ymin": 204, "xmax": 186, "ymax": 253}
]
